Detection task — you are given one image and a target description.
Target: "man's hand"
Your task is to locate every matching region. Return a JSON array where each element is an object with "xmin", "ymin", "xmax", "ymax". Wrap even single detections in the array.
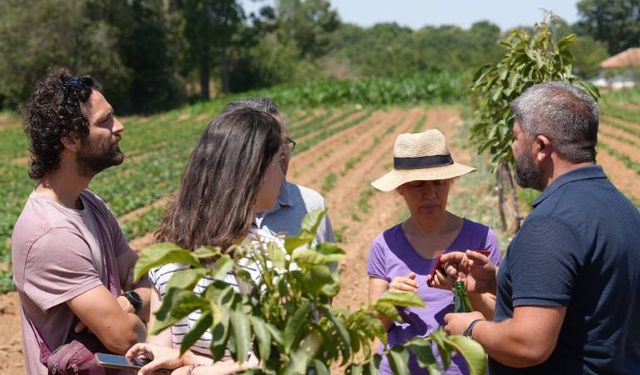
[
  {"xmin": 443, "ymin": 311, "xmax": 485, "ymax": 336},
  {"xmin": 433, "ymin": 250, "xmax": 498, "ymax": 294},
  {"xmin": 389, "ymin": 272, "xmax": 419, "ymax": 293}
]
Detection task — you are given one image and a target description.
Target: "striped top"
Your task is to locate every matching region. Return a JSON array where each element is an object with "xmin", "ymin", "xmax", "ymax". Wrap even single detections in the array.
[{"xmin": 148, "ymin": 227, "xmax": 283, "ymax": 357}]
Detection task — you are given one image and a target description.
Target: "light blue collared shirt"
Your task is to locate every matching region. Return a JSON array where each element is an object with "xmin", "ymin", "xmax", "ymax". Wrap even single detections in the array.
[{"xmin": 257, "ymin": 181, "xmax": 335, "ymax": 245}]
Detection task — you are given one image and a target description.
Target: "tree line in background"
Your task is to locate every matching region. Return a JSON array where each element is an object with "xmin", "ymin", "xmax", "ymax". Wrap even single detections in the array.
[{"xmin": 0, "ymin": 0, "xmax": 635, "ymax": 114}]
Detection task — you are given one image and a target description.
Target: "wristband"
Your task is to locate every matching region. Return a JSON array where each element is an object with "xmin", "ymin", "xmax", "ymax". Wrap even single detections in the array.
[{"xmin": 463, "ymin": 318, "xmax": 484, "ymax": 339}]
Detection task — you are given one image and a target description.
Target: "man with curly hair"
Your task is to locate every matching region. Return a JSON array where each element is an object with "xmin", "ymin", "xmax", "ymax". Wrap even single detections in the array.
[{"xmin": 12, "ymin": 67, "xmax": 151, "ymax": 375}]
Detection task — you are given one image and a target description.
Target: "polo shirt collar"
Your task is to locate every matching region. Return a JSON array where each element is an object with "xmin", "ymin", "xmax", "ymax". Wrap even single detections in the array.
[
  {"xmin": 257, "ymin": 181, "xmax": 292, "ymax": 219},
  {"xmin": 277, "ymin": 180, "xmax": 293, "ymax": 208},
  {"xmin": 532, "ymin": 164, "xmax": 606, "ymax": 208}
]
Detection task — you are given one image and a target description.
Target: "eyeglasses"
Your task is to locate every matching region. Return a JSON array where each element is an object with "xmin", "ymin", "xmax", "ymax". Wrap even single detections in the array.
[{"xmin": 283, "ymin": 137, "xmax": 296, "ymax": 153}]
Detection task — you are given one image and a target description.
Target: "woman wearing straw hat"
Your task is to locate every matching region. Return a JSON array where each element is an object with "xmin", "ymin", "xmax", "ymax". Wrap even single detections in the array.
[{"xmin": 367, "ymin": 129, "xmax": 502, "ymax": 374}]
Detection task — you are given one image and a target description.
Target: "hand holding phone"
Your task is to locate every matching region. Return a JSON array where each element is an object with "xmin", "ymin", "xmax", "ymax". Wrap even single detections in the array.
[{"xmin": 95, "ymin": 353, "xmax": 149, "ymax": 370}]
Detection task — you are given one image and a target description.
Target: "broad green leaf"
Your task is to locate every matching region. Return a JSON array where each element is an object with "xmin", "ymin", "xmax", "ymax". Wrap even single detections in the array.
[
  {"xmin": 286, "ymin": 331, "xmax": 323, "ymax": 375},
  {"xmin": 210, "ymin": 306, "xmax": 230, "ymax": 361},
  {"xmin": 283, "ymin": 301, "xmax": 312, "ymax": 352},
  {"xmin": 319, "ymin": 306, "xmax": 351, "ymax": 364},
  {"xmin": 250, "ymin": 316, "xmax": 272, "ymax": 361},
  {"xmin": 376, "ymin": 291, "xmax": 424, "ymax": 308},
  {"xmin": 293, "ymin": 249, "xmax": 326, "ymax": 266},
  {"xmin": 265, "ymin": 322, "xmax": 283, "ymax": 345},
  {"xmin": 192, "ymin": 245, "xmax": 222, "ymax": 259},
  {"xmin": 314, "ymin": 242, "xmax": 346, "ymax": 256},
  {"xmin": 301, "ymin": 208, "xmax": 327, "ymax": 235},
  {"xmin": 267, "ymin": 241, "xmax": 286, "ymax": 269},
  {"xmin": 347, "ymin": 363, "xmax": 363, "ymax": 375},
  {"xmin": 372, "ymin": 301, "xmax": 401, "ymax": 322},
  {"xmin": 285, "ymin": 237, "xmax": 310, "ymax": 253},
  {"xmin": 229, "ymin": 310, "xmax": 251, "ymax": 362},
  {"xmin": 445, "ymin": 335, "xmax": 488, "ymax": 375},
  {"xmin": 180, "ymin": 311, "xmax": 212, "ymax": 355},
  {"xmin": 429, "ymin": 328, "xmax": 452, "ymax": 369},
  {"xmin": 405, "ymin": 337, "xmax": 440, "ymax": 375},
  {"xmin": 208, "ymin": 255, "xmax": 233, "ymax": 279},
  {"xmin": 387, "ymin": 346, "xmax": 410, "ymax": 375},
  {"xmin": 313, "ymin": 359, "xmax": 330, "ymax": 375},
  {"xmin": 151, "ymin": 288, "xmax": 208, "ymax": 334},
  {"xmin": 134, "ymin": 242, "xmax": 201, "ymax": 280},
  {"xmin": 166, "ymin": 268, "xmax": 208, "ymax": 291},
  {"xmin": 300, "ymin": 265, "xmax": 335, "ymax": 296},
  {"xmin": 557, "ymin": 33, "xmax": 577, "ymax": 49}
]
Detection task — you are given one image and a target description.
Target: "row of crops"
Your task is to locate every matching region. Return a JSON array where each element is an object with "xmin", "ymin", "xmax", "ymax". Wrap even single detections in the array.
[
  {"xmin": 598, "ymin": 88, "xmax": 640, "ymax": 207},
  {"xmin": 0, "ymin": 72, "xmax": 463, "ymax": 292}
]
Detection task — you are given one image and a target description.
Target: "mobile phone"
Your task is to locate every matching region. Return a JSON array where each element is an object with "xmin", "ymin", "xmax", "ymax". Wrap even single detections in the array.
[
  {"xmin": 95, "ymin": 353, "xmax": 149, "ymax": 370},
  {"xmin": 427, "ymin": 250, "xmax": 491, "ymax": 287}
]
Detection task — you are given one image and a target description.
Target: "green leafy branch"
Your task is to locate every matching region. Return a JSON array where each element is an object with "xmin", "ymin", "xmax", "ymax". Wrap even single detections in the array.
[
  {"xmin": 134, "ymin": 209, "xmax": 487, "ymax": 374},
  {"xmin": 470, "ymin": 14, "xmax": 599, "ymax": 168}
]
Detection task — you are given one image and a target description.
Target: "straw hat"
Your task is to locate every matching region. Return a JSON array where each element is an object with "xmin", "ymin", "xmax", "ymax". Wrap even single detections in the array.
[{"xmin": 371, "ymin": 129, "xmax": 475, "ymax": 192}]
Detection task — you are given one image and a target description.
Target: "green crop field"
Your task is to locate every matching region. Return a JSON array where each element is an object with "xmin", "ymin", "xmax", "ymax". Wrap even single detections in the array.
[{"xmin": 2, "ymin": 77, "xmax": 640, "ymax": 294}]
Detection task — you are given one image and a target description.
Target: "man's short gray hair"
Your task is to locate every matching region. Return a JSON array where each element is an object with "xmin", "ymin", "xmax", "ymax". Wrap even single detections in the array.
[
  {"xmin": 222, "ymin": 97, "xmax": 280, "ymax": 115},
  {"xmin": 511, "ymin": 82, "xmax": 599, "ymax": 163}
]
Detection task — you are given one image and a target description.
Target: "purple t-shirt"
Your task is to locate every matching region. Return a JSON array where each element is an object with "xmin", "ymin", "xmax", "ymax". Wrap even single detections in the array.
[{"xmin": 367, "ymin": 219, "xmax": 502, "ymax": 375}]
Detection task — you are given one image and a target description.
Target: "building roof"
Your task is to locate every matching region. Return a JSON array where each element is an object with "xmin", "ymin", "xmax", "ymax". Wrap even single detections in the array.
[{"xmin": 601, "ymin": 48, "xmax": 640, "ymax": 69}]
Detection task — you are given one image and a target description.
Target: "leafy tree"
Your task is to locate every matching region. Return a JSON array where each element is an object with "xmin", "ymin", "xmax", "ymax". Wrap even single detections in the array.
[
  {"xmin": 569, "ymin": 36, "xmax": 609, "ymax": 78},
  {"xmin": 575, "ymin": 0, "xmax": 640, "ymax": 54},
  {"xmin": 276, "ymin": 0, "xmax": 340, "ymax": 59},
  {"xmin": 134, "ymin": 210, "xmax": 487, "ymax": 374},
  {"xmin": 172, "ymin": 0, "xmax": 244, "ymax": 98},
  {"xmin": 0, "ymin": 0, "xmax": 127, "ymax": 109},
  {"xmin": 116, "ymin": 0, "xmax": 186, "ymax": 113},
  {"xmin": 469, "ymin": 16, "xmax": 598, "ymax": 232}
]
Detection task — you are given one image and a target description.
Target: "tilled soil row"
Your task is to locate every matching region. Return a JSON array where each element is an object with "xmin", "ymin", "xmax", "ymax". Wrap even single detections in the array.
[
  {"xmin": 327, "ymin": 109, "xmax": 421, "ymax": 226},
  {"xmin": 600, "ymin": 122, "xmax": 640, "ymax": 146},
  {"xmin": 599, "ymin": 133, "xmax": 640, "ymax": 164},
  {"xmin": 596, "ymin": 149, "xmax": 640, "ymax": 201},
  {"xmin": 290, "ymin": 110, "xmax": 394, "ymax": 187},
  {"xmin": 294, "ymin": 109, "xmax": 365, "ymax": 145}
]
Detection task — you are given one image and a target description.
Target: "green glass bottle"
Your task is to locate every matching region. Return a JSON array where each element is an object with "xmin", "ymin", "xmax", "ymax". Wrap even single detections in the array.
[{"xmin": 453, "ymin": 280, "xmax": 473, "ymax": 313}]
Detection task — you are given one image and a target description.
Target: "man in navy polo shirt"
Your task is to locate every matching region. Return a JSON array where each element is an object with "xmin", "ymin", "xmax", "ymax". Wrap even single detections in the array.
[{"xmin": 440, "ymin": 82, "xmax": 640, "ymax": 374}]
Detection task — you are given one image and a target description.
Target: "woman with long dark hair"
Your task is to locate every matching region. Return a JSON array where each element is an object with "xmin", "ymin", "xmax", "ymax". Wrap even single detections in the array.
[
  {"xmin": 155, "ymin": 106, "xmax": 284, "ymax": 251},
  {"xmin": 131, "ymin": 107, "xmax": 285, "ymax": 374}
]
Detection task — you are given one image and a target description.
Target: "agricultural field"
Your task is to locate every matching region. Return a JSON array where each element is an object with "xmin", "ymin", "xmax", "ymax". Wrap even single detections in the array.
[{"xmin": 0, "ymin": 82, "xmax": 639, "ymax": 374}]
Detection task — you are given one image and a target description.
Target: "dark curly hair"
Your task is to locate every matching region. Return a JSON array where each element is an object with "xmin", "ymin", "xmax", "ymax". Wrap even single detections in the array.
[{"xmin": 24, "ymin": 67, "xmax": 102, "ymax": 179}]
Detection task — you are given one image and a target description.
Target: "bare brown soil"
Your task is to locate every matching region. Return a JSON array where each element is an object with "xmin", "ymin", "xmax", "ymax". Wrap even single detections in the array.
[
  {"xmin": 294, "ymin": 110, "xmax": 366, "ymax": 145},
  {"xmin": 599, "ymin": 133, "xmax": 640, "ymax": 164},
  {"xmin": 600, "ymin": 123, "xmax": 640, "ymax": 145},
  {"xmin": 596, "ymin": 150, "xmax": 640, "ymax": 201}
]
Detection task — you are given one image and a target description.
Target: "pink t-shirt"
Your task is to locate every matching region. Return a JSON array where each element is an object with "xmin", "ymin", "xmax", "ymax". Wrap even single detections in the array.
[{"xmin": 12, "ymin": 190, "xmax": 132, "ymax": 375}]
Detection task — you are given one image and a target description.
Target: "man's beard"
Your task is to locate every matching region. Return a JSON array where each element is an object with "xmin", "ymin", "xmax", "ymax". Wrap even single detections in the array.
[
  {"xmin": 514, "ymin": 149, "xmax": 543, "ymax": 190},
  {"xmin": 77, "ymin": 138, "xmax": 124, "ymax": 177}
]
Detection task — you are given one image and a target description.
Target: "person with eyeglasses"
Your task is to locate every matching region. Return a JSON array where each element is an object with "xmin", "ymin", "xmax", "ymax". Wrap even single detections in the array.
[{"xmin": 221, "ymin": 98, "xmax": 336, "ymax": 247}]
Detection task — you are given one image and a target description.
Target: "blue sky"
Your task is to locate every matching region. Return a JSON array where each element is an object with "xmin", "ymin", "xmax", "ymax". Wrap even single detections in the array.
[{"xmin": 239, "ymin": 0, "xmax": 580, "ymax": 31}]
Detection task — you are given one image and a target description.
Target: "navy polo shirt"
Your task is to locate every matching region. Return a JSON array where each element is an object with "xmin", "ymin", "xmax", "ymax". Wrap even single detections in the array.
[{"xmin": 491, "ymin": 165, "xmax": 640, "ymax": 375}]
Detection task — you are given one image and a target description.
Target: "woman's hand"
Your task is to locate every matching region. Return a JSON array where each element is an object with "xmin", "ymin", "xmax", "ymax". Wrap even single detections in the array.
[
  {"xmin": 125, "ymin": 343, "xmax": 185, "ymax": 375},
  {"xmin": 389, "ymin": 272, "xmax": 419, "ymax": 293}
]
